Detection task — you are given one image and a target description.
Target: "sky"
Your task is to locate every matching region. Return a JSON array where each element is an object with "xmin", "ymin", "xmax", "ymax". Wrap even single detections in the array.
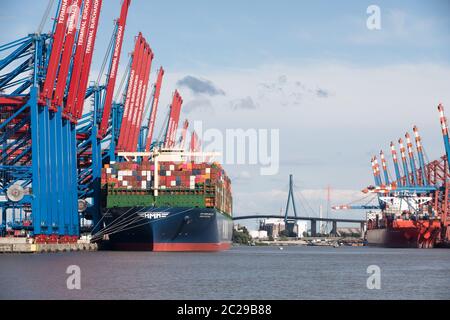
[{"xmin": 1, "ymin": 0, "xmax": 450, "ymax": 229}]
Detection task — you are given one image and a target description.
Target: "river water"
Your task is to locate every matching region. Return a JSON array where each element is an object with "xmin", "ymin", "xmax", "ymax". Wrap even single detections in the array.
[{"xmin": 0, "ymin": 246, "xmax": 449, "ymax": 300}]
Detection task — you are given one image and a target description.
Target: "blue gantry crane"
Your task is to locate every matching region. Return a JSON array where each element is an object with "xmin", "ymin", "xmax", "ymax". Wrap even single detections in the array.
[
  {"xmin": 0, "ymin": 0, "xmax": 132, "ymax": 242},
  {"xmin": 76, "ymin": 0, "xmax": 130, "ymax": 233},
  {"xmin": 0, "ymin": 0, "xmax": 205, "ymax": 246}
]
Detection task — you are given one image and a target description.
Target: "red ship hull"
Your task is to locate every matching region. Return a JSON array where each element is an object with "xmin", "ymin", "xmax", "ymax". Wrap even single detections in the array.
[
  {"xmin": 111, "ymin": 242, "xmax": 231, "ymax": 252},
  {"xmin": 366, "ymin": 219, "xmax": 441, "ymax": 248}
]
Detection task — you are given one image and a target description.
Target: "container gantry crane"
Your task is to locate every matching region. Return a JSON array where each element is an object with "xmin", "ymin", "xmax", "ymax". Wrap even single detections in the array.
[
  {"xmin": 405, "ymin": 132, "xmax": 419, "ymax": 186},
  {"xmin": 333, "ymin": 104, "xmax": 450, "ymax": 245},
  {"xmin": 116, "ymin": 33, "xmax": 154, "ymax": 153},
  {"xmin": 138, "ymin": 67, "xmax": 165, "ymax": 154},
  {"xmin": 98, "ymin": 0, "xmax": 131, "ymax": 139},
  {"xmin": 413, "ymin": 126, "xmax": 429, "ymax": 186},
  {"xmin": 0, "ymin": 0, "xmax": 103, "ymax": 242},
  {"xmin": 390, "ymin": 142, "xmax": 403, "ymax": 185},
  {"xmin": 164, "ymin": 90, "xmax": 183, "ymax": 149},
  {"xmin": 178, "ymin": 119, "xmax": 189, "ymax": 150},
  {"xmin": 0, "ymin": 0, "xmax": 194, "ymax": 241},
  {"xmin": 379, "ymin": 150, "xmax": 390, "ymax": 186},
  {"xmin": 190, "ymin": 131, "xmax": 201, "ymax": 153},
  {"xmin": 75, "ymin": 0, "xmax": 131, "ymax": 231}
]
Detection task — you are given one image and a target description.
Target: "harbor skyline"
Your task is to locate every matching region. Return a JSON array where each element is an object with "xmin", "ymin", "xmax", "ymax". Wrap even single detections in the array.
[
  {"xmin": 0, "ymin": 1, "xmax": 449, "ymax": 306},
  {"xmin": 1, "ymin": 1, "xmax": 449, "ymax": 221}
]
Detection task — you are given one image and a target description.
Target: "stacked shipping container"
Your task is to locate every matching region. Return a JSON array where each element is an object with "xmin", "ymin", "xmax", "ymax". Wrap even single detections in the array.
[{"xmin": 101, "ymin": 161, "xmax": 232, "ymax": 215}]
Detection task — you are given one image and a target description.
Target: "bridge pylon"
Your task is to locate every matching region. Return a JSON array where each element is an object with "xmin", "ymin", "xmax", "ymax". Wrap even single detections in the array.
[{"xmin": 284, "ymin": 175, "xmax": 298, "ymax": 236}]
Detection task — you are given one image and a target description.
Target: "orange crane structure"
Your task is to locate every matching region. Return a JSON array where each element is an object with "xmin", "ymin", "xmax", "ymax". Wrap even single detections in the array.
[{"xmin": 334, "ymin": 105, "xmax": 450, "ymax": 248}]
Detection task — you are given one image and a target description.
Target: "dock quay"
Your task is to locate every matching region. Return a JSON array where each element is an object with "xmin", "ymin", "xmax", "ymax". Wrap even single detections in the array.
[{"xmin": 0, "ymin": 238, "xmax": 97, "ymax": 254}]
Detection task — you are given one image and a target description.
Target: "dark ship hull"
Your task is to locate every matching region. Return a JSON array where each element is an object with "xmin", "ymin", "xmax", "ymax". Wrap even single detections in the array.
[
  {"xmin": 101, "ymin": 206, "xmax": 233, "ymax": 251},
  {"xmin": 366, "ymin": 228, "xmax": 422, "ymax": 248},
  {"xmin": 366, "ymin": 219, "xmax": 441, "ymax": 248}
]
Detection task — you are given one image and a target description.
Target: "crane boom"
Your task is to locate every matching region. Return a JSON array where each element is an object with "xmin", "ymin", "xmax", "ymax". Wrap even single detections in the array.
[
  {"xmin": 178, "ymin": 119, "xmax": 189, "ymax": 150},
  {"xmin": 128, "ymin": 44, "xmax": 153, "ymax": 152},
  {"xmin": 98, "ymin": 0, "xmax": 131, "ymax": 138},
  {"xmin": 332, "ymin": 205, "xmax": 380, "ymax": 210},
  {"xmin": 117, "ymin": 33, "xmax": 145, "ymax": 151},
  {"xmin": 164, "ymin": 90, "xmax": 183, "ymax": 149},
  {"xmin": 398, "ymin": 138, "xmax": 411, "ymax": 186},
  {"xmin": 438, "ymin": 104, "xmax": 450, "ymax": 169},
  {"xmin": 372, "ymin": 156, "xmax": 382, "ymax": 186},
  {"xmin": 52, "ymin": 0, "xmax": 83, "ymax": 109},
  {"xmin": 413, "ymin": 126, "xmax": 428, "ymax": 186},
  {"xmin": 40, "ymin": 0, "xmax": 71, "ymax": 103},
  {"xmin": 380, "ymin": 150, "xmax": 390, "ymax": 185},
  {"xmin": 123, "ymin": 42, "xmax": 148, "ymax": 152},
  {"xmin": 65, "ymin": 0, "xmax": 93, "ymax": 118},
  {"xmin": 405, "ymin": 132, "xmax": 418, "ymax": 185},
  {"xmin": 370, "ymin": 157, "xmax": 378, "ymax": 185},
  {"xmin": 145, "ymin": 67, "xmax": 164, "ymax": 151},
  {"xmin": 363, "ymin": 185, "xmax": 436, "ymax": 194},
  {"xmin": 72, "ymin": 0, "xmax": 102, "ymax": 119},
  {"xmin": 390, "ymin": 142, "xmax": 403, "ymax": 185},
  {"xmin": 190, "ymin": 131, "xmax": 201, "ymax": 162}
]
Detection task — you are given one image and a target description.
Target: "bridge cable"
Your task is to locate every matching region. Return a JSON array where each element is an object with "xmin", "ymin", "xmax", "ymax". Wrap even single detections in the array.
[
  {"xmin": 293, "ymin": 183, "xmax": 317, "ymax": 217},
  {"xmin": 284, "ymin": 179, "xmax": 304, "ymax": 218}
]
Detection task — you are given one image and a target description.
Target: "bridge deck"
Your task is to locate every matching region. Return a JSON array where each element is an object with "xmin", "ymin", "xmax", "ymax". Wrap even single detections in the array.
[{"xmin": 232, "ymin": 215, "xmax": 365, "ymax": 224}]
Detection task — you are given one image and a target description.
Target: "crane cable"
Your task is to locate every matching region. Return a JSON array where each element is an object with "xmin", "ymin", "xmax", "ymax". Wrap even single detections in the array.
[
  {"xmin": 91, "ymin": 206, "xmax": 175, "ymax": 241},
  {"xmin": 156, "ymin": 107, "xmax": 170, "ymax": 146},
  {"xmin": 90, "ymin": 206, "xmax": 146, "ymax": 238},
  {"xmin": 90, "ymin": 215, "xmax": 145, "ymax": 242},
  {"xmin": 91, "ymin": 207, "xmax": 195, "ymax": 242},
  {"xmin": 96, "ymin": 23, "xmax": 118, "ymax": 86},
  {"xmin": 105, "ymin": 208, "xmax": 196, "ymax": 238},
  {"xmin": 37, "ymin": 0, "xmax": 55, "ymax": 35},
  {"xmin": 114, "ymin": 57, "xmax": 132, "ymax": 102},
  {"xmin": 141, "ymin": 83, "xmax": 156, "ymax": 128},
  {"xmin": 344, "ymin": 193, "xmax": 377, "ymax": 206}
]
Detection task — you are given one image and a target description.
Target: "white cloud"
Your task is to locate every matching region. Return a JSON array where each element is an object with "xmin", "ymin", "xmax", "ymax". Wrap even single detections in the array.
[
  {"xmin": 229, "ymin": 96, "xmax": 258, "ymax": 110},
  {"xmin": 184, "ymin": 97, "xmax": 214, "ymax": 113},
  {"xmin": 139, "ymin": 62, "xmax": 450, "ymax": 218}
]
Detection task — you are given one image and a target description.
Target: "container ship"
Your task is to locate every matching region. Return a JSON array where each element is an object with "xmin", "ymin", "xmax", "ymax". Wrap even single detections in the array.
[
  {"xmin": 365, "ymin": 193, "xmax": 443, "ymax": 248},
  {"xmin": 333, "ymin": 105, "xmax": 450, "ymax": 248},
  {"xmin": 98, "ymin": 149, "xmax": 233, "ymax": 252}
]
